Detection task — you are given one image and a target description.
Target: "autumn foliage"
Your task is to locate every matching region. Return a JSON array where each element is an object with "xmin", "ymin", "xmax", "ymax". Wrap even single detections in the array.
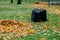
[{"xmin": 0, "ymin": 20, "xmax": 35, "ymax": 38}]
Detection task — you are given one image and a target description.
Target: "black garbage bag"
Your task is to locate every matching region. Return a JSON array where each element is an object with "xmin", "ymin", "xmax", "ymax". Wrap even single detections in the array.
[
  {"xmin": 31, "ymin": 8, "xmax": 47, "ymax": 22},
  {"xmin": 31, "ymin": 8, "xmax": 41, "ymax": 22},
  {"xmin": 40, "ymin": 9, "xmax": 47, "ymax": 21}
]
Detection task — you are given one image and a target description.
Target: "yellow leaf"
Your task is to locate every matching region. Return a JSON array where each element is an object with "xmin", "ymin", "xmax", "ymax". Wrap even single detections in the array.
[
  {"xmin": 3, "ymin": 38, "xmax": 8, "ymax": 40},
  {"xmin": 29, "ymin": 29, "xmax": 35, "ymax": 34},
  {"xmin": 40, "ymin": 38, "xmax": 46, "ymax": 40}
]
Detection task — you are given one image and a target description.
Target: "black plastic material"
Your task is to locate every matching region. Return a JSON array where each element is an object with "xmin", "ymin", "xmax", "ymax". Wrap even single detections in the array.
[{"xmin": 31, "ymin": 8, "xmax": 47, "ymax": 22}]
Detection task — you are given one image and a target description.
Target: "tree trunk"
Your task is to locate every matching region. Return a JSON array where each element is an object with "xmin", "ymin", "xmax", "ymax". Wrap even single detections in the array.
[
  {"xmin": 17, "ymin": 0, "xmax": 21, "ymax": 4},
  {"xmin": 48, "ymin": 0, "xmax": 50, "ymax": 6},
  {"xmin": 11, "ymin": 0, "xmax": 13, "ymax": 3}
]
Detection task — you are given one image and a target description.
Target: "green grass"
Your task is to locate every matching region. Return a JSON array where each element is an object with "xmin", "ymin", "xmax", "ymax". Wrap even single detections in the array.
[{"xmin": 0, "ymin": 1, "xmax": 60, "ymax": 40}]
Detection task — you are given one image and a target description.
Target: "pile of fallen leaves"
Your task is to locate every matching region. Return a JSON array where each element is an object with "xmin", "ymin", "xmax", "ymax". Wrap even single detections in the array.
[{"xmin": 0, "ymin": 20, "xmax": 35, "ymax": 39}]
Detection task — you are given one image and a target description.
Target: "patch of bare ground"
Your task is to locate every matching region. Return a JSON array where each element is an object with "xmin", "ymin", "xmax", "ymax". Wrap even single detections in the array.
[
  {"xmin": 31, "ymin": 2, "xmax": 60, "ymax": 15},
  {"xmin": 48, "ymin": 6, "xmax": 60, "ymax": 15}
]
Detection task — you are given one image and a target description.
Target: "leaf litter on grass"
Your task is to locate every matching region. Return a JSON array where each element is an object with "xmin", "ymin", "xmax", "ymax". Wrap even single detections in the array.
[
  {"xmin": 31, "ymin": 2, "xmax": 60, "ymax": 15},
  {"xmin": 0, "ymin": 2, "xmax": 60, "ymax": 40},
  {"xmin": 0, "ymin": 20, "xmax": 36, "ymax": 40}
]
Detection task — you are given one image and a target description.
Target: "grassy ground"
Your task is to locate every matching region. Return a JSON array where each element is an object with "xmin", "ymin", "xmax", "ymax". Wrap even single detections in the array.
[{"xmin": 0, "ymin": 1, "xmax": 60, "ymax": 40}]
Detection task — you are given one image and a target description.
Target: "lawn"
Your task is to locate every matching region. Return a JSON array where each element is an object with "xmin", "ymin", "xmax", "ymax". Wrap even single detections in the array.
[{"xmin": 0, "ymin": 0, "xmax": 60, "ymax": 40}]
